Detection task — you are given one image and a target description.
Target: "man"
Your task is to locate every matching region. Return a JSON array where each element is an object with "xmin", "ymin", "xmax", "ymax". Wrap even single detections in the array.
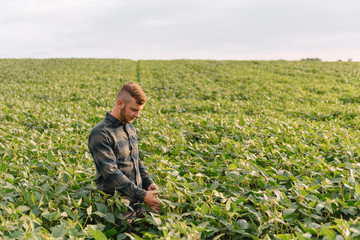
[{"xmin": 88, "ymin": 82, "xmax": 160, "ymax": 216}]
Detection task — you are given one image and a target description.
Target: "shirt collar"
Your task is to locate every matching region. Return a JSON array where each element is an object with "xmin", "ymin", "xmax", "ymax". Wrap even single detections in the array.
[{"xmin": 106, "ymin": 111, "xmax": 124, "ymax": 127}]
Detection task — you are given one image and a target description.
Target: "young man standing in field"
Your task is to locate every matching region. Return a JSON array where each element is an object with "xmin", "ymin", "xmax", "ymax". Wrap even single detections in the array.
[{"xmin": 88, "ymin": 82, "xmax": 160, "ymax": 217}]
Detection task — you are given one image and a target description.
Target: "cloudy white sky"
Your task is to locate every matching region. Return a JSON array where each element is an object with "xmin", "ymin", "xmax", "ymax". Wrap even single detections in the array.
[{"xmin": 1, "ymin": 0, "xmax": 359, "ymax": 61}]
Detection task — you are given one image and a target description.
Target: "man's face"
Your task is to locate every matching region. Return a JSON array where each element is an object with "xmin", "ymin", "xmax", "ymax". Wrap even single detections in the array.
[{"xmin": 119, "ymin": 97, "xmax": 144, "ymax": 124}]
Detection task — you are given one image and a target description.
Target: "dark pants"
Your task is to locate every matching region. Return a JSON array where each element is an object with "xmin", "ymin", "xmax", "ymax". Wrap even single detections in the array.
[
  {"xmin": 123, "ymin": 201, "xmax": 146, "ymax": 219},
  {"xmin": 102, "ymin": 191, "xmax": 146, "ymax": 220}
]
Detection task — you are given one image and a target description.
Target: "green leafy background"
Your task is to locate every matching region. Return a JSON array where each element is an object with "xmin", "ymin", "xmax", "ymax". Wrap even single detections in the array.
[{"xmin": 0, "ymin": 59, "xmax": 359, "ymax": 239}]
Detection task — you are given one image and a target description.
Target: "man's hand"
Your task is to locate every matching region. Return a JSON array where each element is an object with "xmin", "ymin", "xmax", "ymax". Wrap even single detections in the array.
[
  {"xmin": 144, "ymin": 191, "xmax": 160, "ymax": 213},
  {"xmin": 147, "ymin": 183, "xmax": 157, "ymax": 191}
]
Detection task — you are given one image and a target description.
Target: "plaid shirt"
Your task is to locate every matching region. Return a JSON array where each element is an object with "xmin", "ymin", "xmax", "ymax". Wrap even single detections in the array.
[{"xmin": 88, "ymin": 112, "xmax": 153, "ymax": 201}]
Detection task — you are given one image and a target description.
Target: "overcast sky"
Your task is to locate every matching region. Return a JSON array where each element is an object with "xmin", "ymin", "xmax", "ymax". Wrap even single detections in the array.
[{"xmin": 1, "ymin": 0, "xmax": 359, "ymax": 61}]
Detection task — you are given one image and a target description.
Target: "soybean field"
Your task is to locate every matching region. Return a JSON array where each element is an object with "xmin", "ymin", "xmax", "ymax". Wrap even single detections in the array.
[{"xmin": 0, "ymin": 59, "xmax": 360, "ymax": 239}]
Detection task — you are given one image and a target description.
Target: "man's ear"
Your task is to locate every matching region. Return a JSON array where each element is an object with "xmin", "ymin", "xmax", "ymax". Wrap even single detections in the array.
[{"xmin": 117, "ymin": 99, "xmax": 125, "ymax": 109}]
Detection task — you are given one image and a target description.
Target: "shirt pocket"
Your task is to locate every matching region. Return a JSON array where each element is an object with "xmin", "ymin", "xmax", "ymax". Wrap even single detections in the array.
[
  {"xmin": 114, "ymin": 133, "xmax": 131, "ymax": 160},
  {"xmin": 129, "ymin": 134, "xmax": 138, "ymax": 149}
]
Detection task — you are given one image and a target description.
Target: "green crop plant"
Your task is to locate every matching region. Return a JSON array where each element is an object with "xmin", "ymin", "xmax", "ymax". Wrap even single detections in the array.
[{"xmin": 0, "ymin": 59, "xmax": 360, "ymax": 239}]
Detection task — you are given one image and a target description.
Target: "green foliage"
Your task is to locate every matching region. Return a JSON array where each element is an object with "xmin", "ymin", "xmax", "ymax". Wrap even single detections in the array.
[{"xmin": 1, "ymin": 59, "xmax": 360, "ymax": 239}]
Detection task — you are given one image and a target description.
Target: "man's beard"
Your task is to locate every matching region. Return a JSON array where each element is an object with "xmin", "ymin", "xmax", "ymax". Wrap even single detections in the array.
[{"xmin": 120, "ymin": 106, "xmax": 133, "ymax": 123}]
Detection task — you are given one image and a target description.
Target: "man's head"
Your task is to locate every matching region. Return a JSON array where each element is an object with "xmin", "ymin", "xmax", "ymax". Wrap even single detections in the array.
[
  {"xmin": 112, "ymin": 82, "xmax": 146, "ymax": 124},
  {"xmin": 116, "ymin": 82, "xmax": 147, "ymax": 105}
]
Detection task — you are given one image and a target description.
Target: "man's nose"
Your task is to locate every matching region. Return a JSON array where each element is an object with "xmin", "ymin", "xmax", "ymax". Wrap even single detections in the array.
[{"xmin": 134, "ymin": 112, "xmax": 140, "ymax": 118}]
